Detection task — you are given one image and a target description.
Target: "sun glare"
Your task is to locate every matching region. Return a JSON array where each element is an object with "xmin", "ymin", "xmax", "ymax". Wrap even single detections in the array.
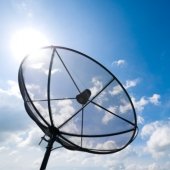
[{"xmin": 10, "ymin": 28, "xmax": 49, "ymax": 61}]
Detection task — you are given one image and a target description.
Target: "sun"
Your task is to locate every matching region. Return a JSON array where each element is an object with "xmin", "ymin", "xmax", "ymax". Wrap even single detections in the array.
[{"xmin": 10, "ymin": 28, "xmax": 49, "ymax": 61}]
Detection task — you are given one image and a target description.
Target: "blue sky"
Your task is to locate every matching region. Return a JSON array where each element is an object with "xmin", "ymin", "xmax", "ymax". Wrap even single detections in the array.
[{"xmin": 0, "ymin": 0, "xmax": 170, "ymax": 170}]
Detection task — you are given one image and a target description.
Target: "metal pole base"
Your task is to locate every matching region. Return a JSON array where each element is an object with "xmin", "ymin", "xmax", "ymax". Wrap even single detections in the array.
[{"xmin": 40, "ymin": 137, "xmax": 55, "ymax": 170}]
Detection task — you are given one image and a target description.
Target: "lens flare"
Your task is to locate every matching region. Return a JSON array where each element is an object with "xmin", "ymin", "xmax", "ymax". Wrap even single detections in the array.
[{"xmin": 10, "ymin": 28, "xmax": 49, "ymax": 61}]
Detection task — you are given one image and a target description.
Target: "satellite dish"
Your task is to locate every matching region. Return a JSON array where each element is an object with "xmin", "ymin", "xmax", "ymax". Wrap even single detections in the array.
[{"xmin": 18, "ymin": 46, "xmax": 138, "ymax": 170}]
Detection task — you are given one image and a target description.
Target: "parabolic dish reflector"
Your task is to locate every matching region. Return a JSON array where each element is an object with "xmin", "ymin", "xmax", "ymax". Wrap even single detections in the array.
[{"xmin": 19, "ymin": 46, "xmax": 138, "ymax": 154}]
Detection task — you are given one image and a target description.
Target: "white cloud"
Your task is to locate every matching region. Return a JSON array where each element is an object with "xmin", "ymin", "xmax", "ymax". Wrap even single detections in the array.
[
  {"xmin": 109, "ymin": 78, "xmax": 139, "ymax": 96},
  {"xmin": 0, "ymin": 80, "xmax": 21, "ymax": 99},
  {"xmin": 90, "ymin": 77, "xmax": 103, "ymax": 97},
  {"xmin": 57, "ymin": 100, "xmax": 75, "ymax": 116},
  {"xmin": 147, "ymin": 126, "xmax": 170, "ymax": 158},
  {"xmin": 29, "ymin": 62, "xmax": 61, "ymax": 76},
  {"xmin": 18, "ymin": 127, "xmax": 43, "ymax": 148},
  {"xmin": 94, "ymin": 91, "xmax": 108, "ymax": 110},
  {"xmin": 149, "ymin": 94, "xmax": 160, "ymax": 105},
  {"xmin": 30, "ymin": 62, "xmax": 44, "ymax": 69},
  {"xmin": 0, "ymin": 80, "xmax": 22, "ymax": 109},
  {"xmin": 141, "ymin": 121, "xmax": 161, "ymax": 139},
  {"xmin": 0, "ymin": 145, "xmax": 43, "ymax": 170},
  {"xmin": 141, "ymin": 120, "xmax": 170, "ymax": 158},
  {"xmin": 102, "ymin": 113, "xmax": 113, "ymax": 125},
  {"xmin": 9, "ymin": 150, "xmax": 18, "ymax": 156},
  {"xmin": 96, "ymin": 140, "xmax": 117, "ymax": 150},
  {"xmin": 52, "ymin": 100, "xmax": 78, "ymax": 133},
  {"xmin": 33, "ymin": 102, "xmax": 51, "ymax": 124},
  {"xmin": 0, "ymin": 146, "xmax": 9, "ymax": 153},
  {"xmin": 90, "ymin": 77, "xmax": 109, "ymax": 109},
  {"xmin": 124, "ymin": 79, "xmax": 139, "ymax": 89},
  {"xmin": 126, "ymin": 164, "xmax": 145, "ymax": 170},
  {"xmin": 137, "ymin": 114, "xmax": 144, "ymax": 124},
  {"xmin": 60, "ymin": 119, "xmax": 79, "ymax": 134},
  {"xmin": 112, "ymin": 59, "xmax": 125, "ymax": 67},
  {"xmin": 109, "ymin": 85, "xmax": 122, "ymax": 96},
  {"xmin": 119, "ymin": 100, "xmax": 131, "ymax": 114},
  {"xmin": 148, "ymin": 163, "xmax": 160, "ymax": 170},
  {"xmin": 132, "ymin": 93, "xmax": 161, "ymax": 113},
  {"xmin": 102, "ymin": 106, "xmax": 117, "ymax": 124},
  {"xmin": 44, "ymin": 68, "xmax": 61, "ymax": 75},
  {"xmin": 132, "ymin": 96, "xmax": 149, "ymax": 113},
  {"xmin": 129, "ymin": 94, "xmax": 161, "ymax": 125},
  {"xmin": 26, "ymin": 83, "xmax": 42, "ymax": 99},
  {"xmin": 0, "ymin": 80, "xmax": 165, "ymax": 170},
  {"xmin": 102, "ymin": 145, "xmax": 140, "ymax": 170}
]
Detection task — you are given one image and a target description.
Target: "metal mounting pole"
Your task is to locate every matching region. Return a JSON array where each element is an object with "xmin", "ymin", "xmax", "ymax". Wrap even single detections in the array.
[{"xmin": 40, "ymin": 137, "xmax": 55, "ymax": 170}]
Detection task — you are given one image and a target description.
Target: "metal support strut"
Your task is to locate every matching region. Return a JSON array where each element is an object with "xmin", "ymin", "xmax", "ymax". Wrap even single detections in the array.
[{"xmin": 40, "ymin": 137, "xmax": 55, "ymax": 170}]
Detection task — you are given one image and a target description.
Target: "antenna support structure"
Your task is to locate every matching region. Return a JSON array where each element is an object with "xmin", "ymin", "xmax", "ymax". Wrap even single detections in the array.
[{"xmin": 18, "ymin": 46, "xmax": 138, "ymax": 169}]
